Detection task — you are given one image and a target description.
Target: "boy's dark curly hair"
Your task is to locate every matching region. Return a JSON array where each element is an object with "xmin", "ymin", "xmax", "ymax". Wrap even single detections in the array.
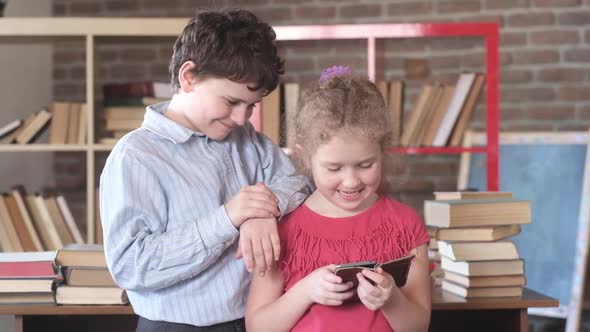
[{"xmin": 169, "ymin": 9, "xmax": 284, "ymax": 95}]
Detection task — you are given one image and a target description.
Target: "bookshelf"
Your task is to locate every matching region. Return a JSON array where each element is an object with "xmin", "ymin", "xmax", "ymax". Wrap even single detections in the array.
[{"xmin": 0, "ymin": 18, "xmax": 500, "ymax": 244}]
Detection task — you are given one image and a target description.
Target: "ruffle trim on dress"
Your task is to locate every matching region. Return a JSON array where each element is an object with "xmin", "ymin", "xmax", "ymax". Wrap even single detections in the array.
[{"xmin": 280, "ymin": 216, "xmax": 414, "ymax": 285}]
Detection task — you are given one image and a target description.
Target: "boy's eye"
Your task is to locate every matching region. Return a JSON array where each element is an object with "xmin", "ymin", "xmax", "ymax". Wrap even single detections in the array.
[
  {"xmin": 327, "ymin": 167, "xmax": 341, "ymax": 172},
  {"xmin": 359, "ymin": 163, "xmax": 373, "ymax": 169},
  {"xmin": 226, "ymin": 99, "xmax": 239, "ymax": 105}
]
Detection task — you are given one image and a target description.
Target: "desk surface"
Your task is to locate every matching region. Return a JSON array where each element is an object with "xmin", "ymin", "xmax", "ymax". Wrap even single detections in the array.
[
  {"xmin": 0, "ymin": 288, "xmax": 558, "ymax": 316},
  {"xmin": 431, "ymin": 287, "xmax": 558, "ymax": 310}
]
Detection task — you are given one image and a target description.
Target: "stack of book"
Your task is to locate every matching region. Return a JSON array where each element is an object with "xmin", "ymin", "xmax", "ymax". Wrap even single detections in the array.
[
  {"xmin": 0, "ymin": 251, "xmax": 59, "ymax": 305},
  {"xmin": 54, "ymin": 244, "xmax": 128, "ymax": 305},
  {"xmin": 427, "ymin": 226, "xmax": 443, "ymax": 287},
  {"xmin": 99, "ymin": 81, "xmax": 170, "ymax": 144},
  {"xmin": 424, "ymin": 191, "xmax": 531, "ymax": 298}
]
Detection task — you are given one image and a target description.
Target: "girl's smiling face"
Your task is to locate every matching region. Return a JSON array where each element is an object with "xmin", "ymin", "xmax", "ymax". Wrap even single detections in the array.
[{"xmin": 308, "ymin": 131, "xmax": 382, "ymax": 217}]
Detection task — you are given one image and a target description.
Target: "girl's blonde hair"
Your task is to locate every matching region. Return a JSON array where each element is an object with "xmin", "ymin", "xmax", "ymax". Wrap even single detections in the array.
[{"xmin": 294, "ymin": 74, "xmax": 392, "ymax": 159}]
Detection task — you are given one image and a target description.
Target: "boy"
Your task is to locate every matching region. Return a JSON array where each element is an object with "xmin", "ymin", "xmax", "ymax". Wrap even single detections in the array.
[{"xmin": 99, "ymin": 9, "xmax": 311, "ymax": 331}]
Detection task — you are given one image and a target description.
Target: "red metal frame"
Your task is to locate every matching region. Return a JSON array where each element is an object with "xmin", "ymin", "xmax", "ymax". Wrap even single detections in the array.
[{"xmin": 255, "ymin": 22, "xmax": 500, "ymax": 191}]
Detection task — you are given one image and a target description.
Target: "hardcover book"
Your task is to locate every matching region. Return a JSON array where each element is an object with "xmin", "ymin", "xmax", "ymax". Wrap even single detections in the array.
[{"xmin": 335, "ymin": 254, "xmax": 415, "ymax": 289}]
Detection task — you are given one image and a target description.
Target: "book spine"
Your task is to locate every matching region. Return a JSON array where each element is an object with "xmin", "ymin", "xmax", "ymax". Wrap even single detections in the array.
[{"xmin": 103, "ymin": 82, "xmax": 155, "ymax": 99}]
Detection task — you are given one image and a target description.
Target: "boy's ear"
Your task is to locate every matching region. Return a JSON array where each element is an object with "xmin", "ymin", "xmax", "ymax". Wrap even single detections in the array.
[
  {"xmin": 294, "ymin": 144, "xmax": 310, "ymax": 168},
  {"xmin": 179, "ymin": 61, "xmax": 197, "ymax": 92}
]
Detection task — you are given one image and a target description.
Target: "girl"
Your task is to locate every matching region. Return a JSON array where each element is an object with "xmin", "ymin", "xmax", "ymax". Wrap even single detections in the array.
[{"xmin": 246, "ymin": 66, "xmax": 431, "ymax": 332}]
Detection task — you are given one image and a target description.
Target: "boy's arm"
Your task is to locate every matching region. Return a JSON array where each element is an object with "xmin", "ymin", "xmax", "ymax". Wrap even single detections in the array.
[
  {"xmin": 100, "ymin": 151, "xmax": 238, "ymax": 292},
  {"xmin": 248, "ymin": 124, "xmax": 312, "ymax": 216}
]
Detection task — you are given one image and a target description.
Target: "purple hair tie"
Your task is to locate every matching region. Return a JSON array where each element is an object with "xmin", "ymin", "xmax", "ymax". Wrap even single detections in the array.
[{"xmin": 319, "ymin": 65, "xmax": 352, "ymax": 82}]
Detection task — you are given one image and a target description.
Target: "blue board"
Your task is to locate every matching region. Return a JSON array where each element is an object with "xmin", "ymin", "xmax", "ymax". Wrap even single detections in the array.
[{"xmin": 467, "ymin": 144, "xmax": 586, "ymax": 308}]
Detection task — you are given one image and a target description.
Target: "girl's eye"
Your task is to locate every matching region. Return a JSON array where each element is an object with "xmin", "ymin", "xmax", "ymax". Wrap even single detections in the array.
[
  {"xmin": 226, "ymin": 99, "xmax": 239, "ymax": 105},
  {"xmin": 359, "ymin": 163, "xmax": 373, "ymax": 169},
  {"xmin": 327, "ymin": 167, "xmax": 340, "ymax": 172}
]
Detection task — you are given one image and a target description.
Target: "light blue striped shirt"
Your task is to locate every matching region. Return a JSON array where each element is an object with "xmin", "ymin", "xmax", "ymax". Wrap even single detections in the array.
[{"xmin": 99, "ymin": 102, "xmax": 311, "ymax": 326}]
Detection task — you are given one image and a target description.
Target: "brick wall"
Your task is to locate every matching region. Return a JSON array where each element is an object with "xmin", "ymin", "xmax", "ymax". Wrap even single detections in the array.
[{"xmin": 51, "ymin": 1, "xmax": 590, "ymax": 220}]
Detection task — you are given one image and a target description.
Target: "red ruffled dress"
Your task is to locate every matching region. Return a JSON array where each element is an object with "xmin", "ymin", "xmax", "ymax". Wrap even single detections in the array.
[{"xmin": 278, "ymin": 195, "xmax": 429, "ymax": 332}]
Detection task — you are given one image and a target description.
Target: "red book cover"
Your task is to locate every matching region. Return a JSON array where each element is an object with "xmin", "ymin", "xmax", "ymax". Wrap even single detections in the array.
[
  {"xmin": 103, "ymin": 82, "xmax": 156, "ymax": 100},
  {"xmin": 0, "ymin": 261, "xmax": 56, "ymax": 278}
]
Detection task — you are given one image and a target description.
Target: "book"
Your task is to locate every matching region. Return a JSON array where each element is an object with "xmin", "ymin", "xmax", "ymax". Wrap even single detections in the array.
[
  {"xmin": 388, "ymin": 80, "xmax": 404, "ymax": 146},
  {"xmin": 335, "ymin": 254, "xmax": 415, "ymax": 288},
  {"xmin": 1, "ymin": 112, "xmax": 36, "ymax": 144},
  {"xmin": 30, "ymin": 194, "xmax": 64, "ymax": 250},
  {"xmin": 103, "ymin": 106, "xmax": 146, "ymax": 120},
  {"xmin": 420, "ymin": 84, "xmax": 455, "ymax": 146},
  {"xmin": 62, "ymin": 266, "xmax": 116, "ymax": 287},
  {"xmin": 77, "ymin": 103, "xmax": 87, "ymax": 144},
  {"xmin": 56, "ymin": 244, "xmax": 107, "ymax": 267},
  {"xmin": 432, "ymin": 73, "xmax": 477, "ymax": 146},
  {"xmin": 449, "ymin": 73, "xmax": 486, "ymax": 146},
  {"xmin": 49, "ymin": 102, "xmax": 71, "ymax": 144},
  {"xmin": 0, "ymin": 119, "xmax": 22, "ymax": 140},
  {"xmin": 0, "ymin": 278, "xmax": 54, "ymax": 292},
  {"xmin": 443, "ymin": 270, "xmax": 526, "ymax": 288},
  {"xmin": 438, "ymin": 241, "xmax": 519, "ymax": 261},
  {"xmin": 400, "ymin": 84, "xmax": 434, "ymax": 147},
  {"xmin": 55, "ymin": 285, "xmax": 128, "ymax": 305},
  {"xmin": 283, "ymin": 83, "xmax": 299, "ymax": 148},
  {"xmin": 435, "ymin": 224, "xmax": 521, "ymax": 242},
  {"xmin": 66, "ymin": 103, "xmax": 80, "ymax": 144},
  {"xmin": 441, "ymin": 280, "xmax": 522, "ymax": 298},
  {"xmin": 0, "ymin": 251, "xmax": 56, "ymax": 263},
  {"xmin": 105, "ymin": 118, "xmax": 143, "ymax": 131},
  {"xmin": 103, "ymin": 96, "xmax": 167, "ymax": 107},
  {"xmin": 3, "ymin": 194, "xmax": 38, "ymax": 251},
  {"xmin": 11, "ymin": 186, "xmax": 44, "ymax": 251},
  {"xmin": 0, "ymin": 261, "xmax": 56, "ymax": 278},
  {"xmin": 261, "ymin": 87, "xmax": 280, "ymax": 145},
  {"xmin": 102, "ymin": 81, "xmax": 171, "ymax": 100},
  {"xmin": 43, "ymin": 195, "xmax": 75, "ymax": 246},
  {"xmin": 424, "ymin": 198, "xmax": 531, "ymax": 228},
  {"xmin": 56, "ymin": 194, "xmax": 84, "ymax": 244},
  {"xmin": 428, "ymin": 249, "xmax": 441, "ymax": 262},
  {"xmin": 441, "ymin": 257, "xmax": 524, "ymax": 277},
  {"xmin": 0, "ymin": 195, "xmax": 23, "ymax": 252},
  {"xmin": 412, "ymin": 83, "xmax": 443, "ymax": 147},
  {"xmin": 376, "ymin": 80, "xmax": 388, "ymax": 102},
  {"xmin": 434, "ymin": 191, "xmax": 512, "ymax": 200},
  {"xmin": 0, "ymin": 292, "xmax": 54, "ymax": 304},
  {"xmin": 429, "ymin": 239, "xmax": 438, "ymax": 250}
]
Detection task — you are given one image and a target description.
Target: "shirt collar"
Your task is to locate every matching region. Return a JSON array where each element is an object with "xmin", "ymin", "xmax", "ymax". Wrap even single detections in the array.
[{"xmin": 142, "ymin": 101, "xmax": 205, "ymax": 144}]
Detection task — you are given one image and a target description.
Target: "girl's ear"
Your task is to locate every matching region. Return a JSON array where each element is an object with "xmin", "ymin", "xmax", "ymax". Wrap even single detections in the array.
[
  {"xmin": 178, "ymin": 61, "xmax": 197, "ymax": 93},
  {"xmin": 295, "ymin": 144, "xmax": 311, "ymax": 169}
]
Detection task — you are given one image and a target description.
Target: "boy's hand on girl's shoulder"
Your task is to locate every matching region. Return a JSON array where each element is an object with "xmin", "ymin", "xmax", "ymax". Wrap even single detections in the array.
[
  {"xmin": 236, "ymin": 217, "xmax": 280, "ymax": 275},
  {"xmin": 225, "ymin": 182, "xmax": 280, "ymax": 228},
  {"xmin": 300, "ymin": 265, "xmax": 354, "ymax": 306},
  {"xmin": 356, "ymin": 267, "xmax": 396, "ymax": 311}
]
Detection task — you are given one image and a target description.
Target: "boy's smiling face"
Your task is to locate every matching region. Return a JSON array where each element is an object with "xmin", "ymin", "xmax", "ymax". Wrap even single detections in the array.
[
  {"xmin": 167, "ymin": 62, "xmax": 265, "ymax": 140},
  {"xmin": 184, "ymin": 77, "xmax": 264, "ymax": 140}
]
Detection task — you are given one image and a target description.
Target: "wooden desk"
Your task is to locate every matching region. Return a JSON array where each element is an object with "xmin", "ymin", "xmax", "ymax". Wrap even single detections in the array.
[
  {"xmin": 0, "ymin": 288, "xmax": 557, "ymax": 332},
  {"xmin": 431, "ymin": 287, "xmax": 558, "ymax": 332},
  {"xmin": 0, "ymin": 305, "xmax": 136, "ymax": 332}
]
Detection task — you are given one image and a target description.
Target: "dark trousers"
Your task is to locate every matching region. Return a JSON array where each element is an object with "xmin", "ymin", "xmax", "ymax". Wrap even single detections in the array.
[{"xmin": 136, "ymin": 316, "xmax": 246, "ymax": 332}]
